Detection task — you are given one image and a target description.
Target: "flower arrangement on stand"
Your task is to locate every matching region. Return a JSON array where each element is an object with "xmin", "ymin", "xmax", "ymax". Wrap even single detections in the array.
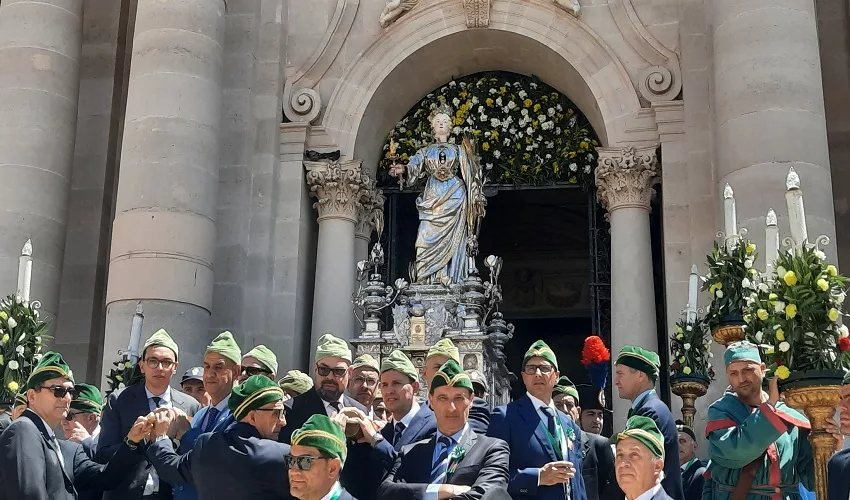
[
  {"xmin": 702, "ymin": 239, "xmax": 759, "ymax": 346},
  {"xmin": 104, "ymin": 356, "xmax": 142, "ymax": 396},
  {"xmin": 0, "ymin": 295, "xmax": 49, "ymax": 403},
  {"xmin": 669, "ymin": 315, "xmax": 715, "ymax": 427}
]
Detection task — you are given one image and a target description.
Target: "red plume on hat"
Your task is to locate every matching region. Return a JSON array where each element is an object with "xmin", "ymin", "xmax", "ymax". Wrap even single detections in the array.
[{"xmin": 581, "ymin": 335, "xmax": 611, "ymax": 407}]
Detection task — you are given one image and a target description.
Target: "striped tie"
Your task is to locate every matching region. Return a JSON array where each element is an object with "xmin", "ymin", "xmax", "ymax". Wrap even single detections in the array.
[{"xmin": 429, "ymin": 436, "xmax": 453, "ymax": 483}]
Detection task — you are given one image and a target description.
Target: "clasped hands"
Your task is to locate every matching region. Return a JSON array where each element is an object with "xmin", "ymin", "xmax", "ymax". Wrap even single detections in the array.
[{"xmin": 126, "ymin": 407, "xmax": 191, "ymax": 444}]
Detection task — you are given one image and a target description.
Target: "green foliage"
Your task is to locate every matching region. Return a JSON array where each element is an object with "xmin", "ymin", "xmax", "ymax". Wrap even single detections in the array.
[
  {"xmin": 669, "ymin": 317, "xmax": 715, "ymax": 380},
  {"xmin": 702, "ymin": 240, "xmax": 759, "ymax": 330},
  {"xmin": 0, "ymin": 295, "xmax": 50, "ymax": 402}
]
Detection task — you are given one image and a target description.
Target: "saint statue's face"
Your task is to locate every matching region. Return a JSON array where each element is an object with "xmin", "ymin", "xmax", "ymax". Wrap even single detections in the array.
[{"xmin": 431, "ymin": 113, "xmax": 452, "ymax": 137}]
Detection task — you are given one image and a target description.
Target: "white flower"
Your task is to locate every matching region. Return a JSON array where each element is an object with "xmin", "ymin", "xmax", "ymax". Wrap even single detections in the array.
[
  {"xmin": 8, "ymin": 360, "xmax": 18, "ymax": 370},
  {"xmin": 744, "ymin": 258, "xmax": 754, "ymax": 269},
  {"xmin": 776, "ymin": 266, "xmax": 787, "ymax": 277},
  {"xmin": 569, "ymin": 163, "xmax": 578, "ymax": 172},
  {"xmin": 507, "ymin": 101, "xmax": 516, "ymax": 110},
  {"xmin": 840, "ymin": 325, "xmax": 849, "ymax": 338},
  {"xmin": 556, "ymin": 104, "xmax": 563, "ymax": 112},
  {"xmin": 477, "ymin": 106, "xmax": 484, "ymax": 114},
  {"xmin": 569, "ymin": 116, "xmax": 577, "ymax": 127},
  {"xmin": 452, "ymin": 127, "xmax": 462, "ymax": 135},
  {"xmin": 485, "ymin": 163, "xmax": 493, "ymax": 170},
  {"xmin": 548, "ymin": 107, "xmax": 556, "ymax": 117},
  {"xmin": 6, "ymin": 318, "xmax": 16, "ymax": 329},
  {"xmin": 587, "ymin": 153, "xmax": 595, "ymax": 162},
  {"xmin": 449, "ymin": 80, "xmax": 456, "ymax": 87},
  {"xmin": 530, "ymin": 82, "xmax": 538, "ymax": 89},
  {"xmin": 490, "ymin": 118, "xmax": 501, "ymax": 127},
  {"xmin": 537, "ymin": 114, "xmax": 546, "ymax": 122},
  {"xmin": 758, "ymin": 283, "xmax": 769, "ymax": 293},
  {"xmin": 545, "ymin": 154, "xmax": 552, "ymax": 159},
  {"xmin": 33, "ymin": 353, "xmax": 42, "ymax": 361},
  {"xmin": 742, "ymin": 278, "xmax": 751, "ymax": 289},
  {"xmin": 452, "ymin": 98, "xmax": 460, "ymax": 107},
  {"xmin": 480, "ymin": 114, "xmax": 488, "ymax": 121},
  {"xmin": 526, "ymin": 145, "xmax": 534, "ymax": 151},
  {"xmin": 815, "ymin": 249, "xmax": 826, "ymax": 261},
  {"xmin": 518, "ymin": 90, "xmax": 528, "ymax": 99},
  {"xmin": 774, "ymin": 301, "xmax": 785, "ymax": 313},
  {"xmin": 708, "ymin": 352, "xmax": 714, "ymax": 358},
  {"xmin": 805, "ymin": 331, "xmax": 816, "ymax": 338},
  {"xmin": 471, "ymin": 96, "xmax": 479, "ymax": 105},
  {"xmin": 489, "ymin": 88, "xmax": 497, "ymax": 95},
  {"xmin": 503, "ymin": 138, "xmax": 510, "ymax": 146},
  {"xmin": 15, "ymin": 345, "xmax": 23, "ymax": 355},
  {"xmin": 521, "ymin": 109, "xmax": 529, "ymax": 117},
  {"xmin": 493, "ymin": 150, "xmax": 501, "ymax": 159},
  {"xmin": 716, "ymin": 290, "xmax": 724, "ymax": 298},
  {"xmin": 684, "ymin": 343, "xmax": 691, "ymax": 350},
  {"xmin": 496, "ymin": 97, "xmax": 503, "ymax": 106},
  {"xmin": 555, "ymin": 127, "xmax": 562, "ymax": 135},
  {"xmin": 830, "ymin": 351, "xmax": 838, "ymax": 361},
  {"xmin": 584, "ymin": 166, "xmax": 591, "ymax": 174},
  {"xmin": 836, "ymin": 292, "xmax": 847, "ymax": 303},
  {"xmin": 755, "ymin": 331, "xmax": 763, "ymax": 342},
  {"xmin": 779, "ymin": 341, "xmax": 791, "ymax": 352}
]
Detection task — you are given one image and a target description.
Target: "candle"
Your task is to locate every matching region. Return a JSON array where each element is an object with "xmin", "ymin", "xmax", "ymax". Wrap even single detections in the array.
[
  {"xmin": 687, "ymin": 264, "xmax": 699, "ymax": 322},
  {"xmin": 128, "ymin": 303, "xmax": 144, "ymax": 364},
  {"xmin": 785, "ymin": 167, "xmax": 807, "ymax": 251},
  {"xmin": 16, "ymin": 239, "xmax": 32, "ymax": 303},
  {"xmin": 765, "ymin": 209, "xmax": 779, "ymax": 275},
  {"xmin": 723, "ymin": 184, "xmax": 738, "ymax": 250}
]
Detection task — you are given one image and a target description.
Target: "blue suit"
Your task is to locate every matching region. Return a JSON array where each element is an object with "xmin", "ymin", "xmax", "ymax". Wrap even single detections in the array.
[
  {"xmin": 172, "ymin": 402, "xmax": 234, "ymax": 500},
  {"xmin": 631, "ymin": 392, "xmax": 684, "ymax": 500},
  {"xmin": 828, "ymin": 447, "xmax": 850, "ymax": 500},
  {"xmin": 487, "ymin": 394, "xmax": 587, "ymax": 500}
]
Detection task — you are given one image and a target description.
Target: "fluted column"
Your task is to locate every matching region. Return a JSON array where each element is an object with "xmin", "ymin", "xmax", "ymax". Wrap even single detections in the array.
[
  {"xmin": 0, "ymin": 0, "xmax": 84, "ymax": 320},
  {"xmin": 306, "ymin": 159, "xmax": 371, "ymax": 350},
  {"xmin": 102, "ymin": 0, "xmax": 225, "ymax": 372},
  {"xmin": 595, "ymin": 145, "xmax": 661, "ymax": 428}
]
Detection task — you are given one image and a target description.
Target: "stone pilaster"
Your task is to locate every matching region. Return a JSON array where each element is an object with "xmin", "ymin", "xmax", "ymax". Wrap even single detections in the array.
[{"xmin": 595, "ymin": 145, "xmax": 660, "ymax": 429}]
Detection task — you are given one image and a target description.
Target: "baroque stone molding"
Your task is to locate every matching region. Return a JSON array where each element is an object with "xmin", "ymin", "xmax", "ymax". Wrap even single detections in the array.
[
  {"xmin": 283, "ymin": 0, "xmax": 360, "ymax": 124},
  {"xmin": 355, "ymin": 178, "xmax": 386, "ymax": 241},
  {"xmin": 379, "ymin": 0, "xmax": 420, "ymax": 28},
  {"xmin": 304, "ymin": 159, "xmax": 370, "ymax": 223},
  {"xmin": 462, "ymin": 0, "xmax": 491, "ymax": 28},
  {"xmin": 595, "ymin": 145, "xmax": 660, "ymax": 212}
]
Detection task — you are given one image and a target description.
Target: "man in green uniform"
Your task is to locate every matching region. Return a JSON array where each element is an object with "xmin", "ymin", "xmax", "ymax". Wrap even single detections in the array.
[{"xmin": 703, "ymin": 341, "xmax": 814, "ymax": 499}]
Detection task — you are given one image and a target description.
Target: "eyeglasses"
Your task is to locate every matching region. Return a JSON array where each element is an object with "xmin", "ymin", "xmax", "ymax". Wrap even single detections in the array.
[
  {"xmin": 285, "ymin": 454, "xmax": 328, "ymax": 471},
  {"xmin": 352, "ymin": 375, "xmax": 378, "ymax": 386},
  {"xmin": 145, "ymin": 358, "xmax": 176, "ymax": 370},
  {"xmin": 316, "ymin": 365, "xmax": 347, "ymax": 378},
  {"xmin": 523, "ymin": 364, "xmax": 555, "ymax": 375},
  {"xmin": 39, "ymin": 385, "xmax": 76, "ymax": 399},
  {"xmin": 253, "ymin": 408, "xmax": 285, "ymax": 420},
  {"xmin": 242, "ymin": 366, "xmax": 272, "ymax": 377},
  {"xmin": 65, "ymin": 411, "xmax": 86, "ymax": 421}
]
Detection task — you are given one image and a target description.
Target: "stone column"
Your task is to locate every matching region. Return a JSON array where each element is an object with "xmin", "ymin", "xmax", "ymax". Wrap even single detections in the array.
[
  {"xmin": 306, "ymin": 159, "xmax": 371, "ymax": 350},
  {"xmin": 0, "ymin": 0, "xmax": 84, "ymax": 320},
  {"xmin": 595, "ymin": 145, "xmax": 661, "ymax": 428},
  {"xmin": 713, "ymin": 0, "xmax": 837, "ymax": 262},
  {"xmin": 102, "ymin": 0, "xmax": 225, "ymax": 372}
]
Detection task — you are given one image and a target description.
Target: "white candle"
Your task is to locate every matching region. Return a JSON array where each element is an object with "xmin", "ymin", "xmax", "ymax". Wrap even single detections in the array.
[
  {"xmin": 687, "ymin": 264, "xmax": 699, "ymax": 322},
  {"xmin": 16, "ymin": 239, "xmax": 32, "ymax": 303},
  {"xmin": 785, "ymin": 167, "xmax": 807, "ymax": 251},
  {"xmin": 723, "ymin": 184, "xmax": 738, "ymax": 250},
  {"xmin": 128, "ymin": 303, "xmax": 144, "ymax": 364},
  {"xmin": 765, "ymin": 209, "xmax": 779, "ymax": 275}
]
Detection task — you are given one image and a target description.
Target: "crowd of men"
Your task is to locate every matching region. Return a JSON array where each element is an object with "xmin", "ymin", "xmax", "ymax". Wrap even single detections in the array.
[{"xmin": 0, "ymin": 328, "xmax": 848, "ymax": 500}]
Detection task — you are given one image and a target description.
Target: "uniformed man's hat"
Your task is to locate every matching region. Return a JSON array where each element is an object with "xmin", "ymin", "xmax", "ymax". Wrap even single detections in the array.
[
  {"xmin": 675, "ymin": 419, "xmax": 697, "ymax": 441},
  {"xmin": 181, "ymin": 367, "xmax": 204, "ymax": 384},
  {"xmin": 615, "ymin": 346, "xmax": 660, "ymax": 381},
  {"xmin": 467, "ymin": 370, "xmax": 488, "ymax": 393},
  {"xmin": 610, "ymin": 416, "xmax": 665, "ymax": 460}
]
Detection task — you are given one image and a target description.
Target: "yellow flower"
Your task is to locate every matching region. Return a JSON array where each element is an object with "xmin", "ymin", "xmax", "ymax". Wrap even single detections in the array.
[
  {"xmin": 523, "ymin": 99, "xmax": 533, "ymax": 108},
  {"xmin": 746, "ymin": 243, "xmax": 756, "ymax": 254},
  {"xmin": 7, "ymin": 381, "xmax": 18, "ymax": 393},
  {"xmin": 764, "ymin": 346, "xmax": 775, "ymax": 355},
  {"xmin": 783, "ymin": 271, "xmax": 797, "ymax": 286},
  {"xmin": 115, "ymin": 375, "xmax": 123, "ymax": 382},
  {"xmin": 769, "ymin": 293, "xmax": 778, "ymax": 301},
  {"xmin": 0, "ymin": 334, "xmax": 7, "ymax": 344},
  {"xmin": 775, "ymin": 328, "xmax": 785, "ymax": 341},
  {"xmin": 580, "ymin": 141, "xmax": 589, "ymax": 150},
  {"xmin": 482, "ymin": 142, "xmax": 490, "ymax": 151},
  {"xmin": 568, "ymin": 176, "xmax": 577, "ymax": 184},
  {"xmin": 785, "ymin": 303, "xmax": 797, "ymax": 319},
  {"xmin": 124, "ymin": 361, "xmax": 132, "ymax": 369},
  {"xmin": 757, "ymin": 309, "xmax": 769, "ymax": 321},
  {"xmin": 676, "ymin": 333, "xmax": 684, "ymax": 340},
  {"xmin": 0, "ymin": 312, "xmax": 7, "ymax": 320},
  {"xmin": 682, "ymin": 367, "xmax": 692, "ymax": 375},
  {"xmin": 485, "ymin": 98, "xmax": 494, "ymax": 107},
  {"xmin": 676, "ymin": 326, "xmax": 683, "ymax": 334},
  {"xmin": 817, "ymin": 278, "xmax": 829, "ymax": 291},
  {"xmin": 521, "ymin": 165, "xmax": 529, "ymax": 172},
  {"xmin": 743, "ymin": 314, "xmax": 752, "ymax": 323},
  {"xmin": 533, "ymin": 104, "xmax": 541, "ymax": 112},
  {"xmin": 715, "ymin": 282, "xmax": 723, "ymax": 290},
  {"xmin": 775, "ymin": 365, "xmax": 791, "ymax": 380},
  {"xmin": 678, "ymin": 356, "xmax": 685, "ymax": 363},
  {"xmin": 829, "ymin": 308, "xmax": 840, "ymax": 322},
  {"xmin": 828, "ymin": 265, "xmax": 838, "ymax": 277}
]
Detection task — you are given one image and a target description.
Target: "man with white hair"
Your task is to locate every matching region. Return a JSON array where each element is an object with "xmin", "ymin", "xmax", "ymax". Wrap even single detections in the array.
[{"xmin": 610, "ymin": 416, "xmax": 674, "ymax": 500}]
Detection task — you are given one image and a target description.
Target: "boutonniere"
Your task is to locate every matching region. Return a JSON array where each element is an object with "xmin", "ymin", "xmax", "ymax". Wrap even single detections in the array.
[
  {"xmin": 565, "ymin": 428, "xmax": 576, "ymax": 450},
  {"xmin": 447, "ymin": 446, "xmax": 466, "ymax": 474}
]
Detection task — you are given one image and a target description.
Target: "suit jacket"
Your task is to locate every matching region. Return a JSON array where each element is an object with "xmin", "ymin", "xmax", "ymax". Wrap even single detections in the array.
[
  {"xmin": 582, "ymin": 431, "xmax": 616, "ymax": 500},
  {"xmin": 146, "ymin": 421, "xmax": 293, "ymax": 500},
  {"xmin": 0, "ymin": 409, "xmax": 143, "ymax": 500},
  {"xmin": 79, "ymin": 434, "xmax": 102, "ymax": 500},
  {"xmin": 828, "ymin": 447, "xmax": 850, "ymax": 500},
  {"xmin": 681, "ymin": 459, "xmax": 705, "ymax": 500},
  {"xmin": 488, "ymin": 394, "xmax": 587, "ymax": 500},
  {"xmin": 173, "ymin": 401, "xmax": 235, "ymax": 500},
  {"xmin": 278, "ymin": 389, "xmax": 371, "ymax": 499},
  {"xmin": 96, "ymin": 384, "xmax": 200, "ymax": 500},
  {"xmin": 632, "ymin": 392, "xmax": 684, "ymax": 500},
  {"xmin": 377, "ymin": 430, "xmax": 510, "ymax": 500},
  {"xmin": 0, "ymin": 410, "xmax": 10, "ymax": 432}
]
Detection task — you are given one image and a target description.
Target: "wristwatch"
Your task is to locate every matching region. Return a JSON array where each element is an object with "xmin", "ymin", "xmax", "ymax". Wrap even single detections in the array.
[
  {"xmin": 124, "ymin": 436, "xmax": 141, "ymax": 450},
  {"xmin": 370, "ymin": 432, "xmax": 385, "ymax": 448}
]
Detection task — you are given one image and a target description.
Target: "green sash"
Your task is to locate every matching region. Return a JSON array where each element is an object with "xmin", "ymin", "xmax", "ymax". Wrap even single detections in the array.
[
  {"xmin": 540, "ymin": 413, "xmax": 566, "ymax": 460},
  {"xmin": 327, "ymin": 482, "xmax": 343, "ymax": 500}
]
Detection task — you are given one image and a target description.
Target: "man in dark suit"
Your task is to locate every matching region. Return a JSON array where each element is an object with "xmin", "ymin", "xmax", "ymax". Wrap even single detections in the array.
[
  {"xmin": 613, "ymin": 346, "xmax": 683, "ymax": 500},
  {"xmin": 97, "ymin": 329, "xmax": 200, "ymax": 500},
  {"xmin": 61, "ymin": 384, "xmax": 105, "ymax": 500},
  {"xmin": 563, "ymin": 383, "xmax": 615, "ymax": 500},
  {"xmin": 288, "ymin": 414, "xmax": 358, "ymax": 500},
  {"xmin": 378, "ymin": 358, "xmax": 509, "ymax": 499},
  {"xmin": 145, "ymin": 375, "xmax": 293, "ymax": 500},
  {"xmin": 611, "ymin": 416, "xmax": 674, "ymax": 500},
  {"xmin": 675, "ymin": 421, "xmax": 704, "ymax": 500},
  {"xmin": 488, "ymin": 340, "xmax": 587, "ymax": 500},
  {"xmin": 0, "ymin": 351, "xmax": 151, "ymax": 500},
  {"xmin": 827, "ymin": 370, "xmax": 850, "ymax": 500}
]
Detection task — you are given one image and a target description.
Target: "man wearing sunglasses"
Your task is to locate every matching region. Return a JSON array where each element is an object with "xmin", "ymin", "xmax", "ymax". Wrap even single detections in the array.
[
  {"xmin": 144, "ymin": 375, "xmax": 293, "ymax": 500},
  {"xmin": 62, "ymin": 384, "xmax": 103, "ymax": 455},
  {"xmin": 288, "ymin": 414, "xmax": 356, "ymax": 500},
  {"xmin": 0, "ymin": 351, "xmax": 152, "ymax": 500},
  {"xmin": 240, "ymin": 345, "xmax": 278, "ymax": 383},
  {"xmin": 346, "ymin": 353, "xmax": 380, "ymax": 411},
  {"xmin": 97, "ymin": 329, "xmax": 200, "ymax": 500}
]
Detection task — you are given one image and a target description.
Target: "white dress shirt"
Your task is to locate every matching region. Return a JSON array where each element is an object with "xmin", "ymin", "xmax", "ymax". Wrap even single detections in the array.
[
  {"xmin": 424, "ymin": 424, "xmax": 469, "ymax": 500},
  {"xmin": 323, "ymin": 394, "xmax": 345, "ymax": 416},
  {"xmin": 397, "ymin": 400, "xmax": 421, "ymax": 428},
  {"xmin": 144, "ymin": 387, "xmax": 172, "ymax": 495},
  {"xmin": 320, "ymin": 481, "xmax": 342, "ymax": 500},
  {"xmin": 635, "ymin": 483, "xmax": 662, "ymax": 500},
  {"xmin": 36, "ymin": 413, "xmax": 65, "ymax": 470},
  {"xmin": 527, "ymin": 393, "xmax": 570, "ymax": 489}
]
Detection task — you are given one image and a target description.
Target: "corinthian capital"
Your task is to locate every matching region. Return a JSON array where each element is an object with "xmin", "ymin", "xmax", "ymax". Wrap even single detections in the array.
[
  {"xmin": 304, "ymin": 159, "xmax": 370, "ymax": 222},
  {"xmin": 356, "ymin": 180, "xmax": 386, "ymax": 241},
  {"xmin": 594, "ymin": 145, "xmax": 660, "ymax": 212}
]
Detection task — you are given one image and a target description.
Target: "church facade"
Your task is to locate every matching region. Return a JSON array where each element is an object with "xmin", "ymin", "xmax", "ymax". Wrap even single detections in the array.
[{"xmin": 0, "ymin": 0, "xmax": 848, "ymax": 436}]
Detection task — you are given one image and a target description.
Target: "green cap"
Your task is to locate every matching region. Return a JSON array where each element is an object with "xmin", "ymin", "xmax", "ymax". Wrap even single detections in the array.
[
  {"xmin": 610, "ymin": 415, "xmax": 665, "ymax": 460},
  {"xmin": 243, "ymin": 345, "xmax": 278, "ymax": 375},
  {"xmin": 553, "ymin": 375, "xmax": 579, "ymax": 402},
  {"xmin": 291, "ymin": 414, "xmax": 348, "ymax": 465},
  {"xmin": 427, "ymin": 338, "xmax": 460, "ymax": 363},
  {"xmin": 14, "ymin": 391, "xmax": 26, "ymax": 407},
  {"xmin": 615, "ymin": 346, "xmax": 660, "ymax": 381},
  {"xmin": 229, "ymin": 375, "xmax": 284, "ymax": 421},
  {"xmin": 724, "ymin": 341, "xmax": 761, "ymax": 367},
  {"xmin": 143, "ymin": 328, "xmax": 179, "ymax": 360},
  {"xmin": 278, "ymin": 370, "xmax": 313, "ymax": 394},
  {"xmin": 70, "ymin": 383, "xmax": 103, "ymax": 415},
  {"xmin": 523, "ymin": 340, "xmax": 558, "ymax": 370},
  {"xmin": 351, "ymin": 353, "xmax": 380, "ymax": 372},
  {"xmin": 206, "ymin": 331, "xmax": 242, "ymax": 365},
  {"xmin": 315, "ymin": 333, "xmax": 352, "ymax": 363},
  {"xmin": 26, "ymin": 351, "xmax": 74, "ymax": 390},
  {"xmin": 381, "ymin": 350, "xmax": 418, "ymax": 382},
  {"xmin": 429, "ymin": 359, "xmax": 473, "ymax": 394},
  {"xmin": 675, "ymin": 419, "xmax": 697, "ymax": 442}
]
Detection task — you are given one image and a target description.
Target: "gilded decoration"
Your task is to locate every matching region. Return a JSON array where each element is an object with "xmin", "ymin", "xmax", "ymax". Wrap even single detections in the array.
[
  {"xmin": 304, "ymin": 158, "xmax": 371, "ymax": 222},
  {"xmin": 594, "ymin": 145, "xmax": 659, "ymax": 212}
]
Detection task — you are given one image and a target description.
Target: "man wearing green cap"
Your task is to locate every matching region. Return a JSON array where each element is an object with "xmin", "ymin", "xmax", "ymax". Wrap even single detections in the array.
[
  {"xmin": 11, "ymin": 391, "xmax": 27, "ymax": 420},
  {"xmin": 61, "ymin": 384, "xmax": 103, "ymax": 455},
  {"xmin": 675, "ymin": 420, "xmax": 704, "ymax": 500},
  {"xmin": 240, "ymin": 345, "xmax": 278, "ymax": 383},
  {"xmin": 703, "ymin": 341, "xmax": 813, "ymax": 499},
  {"xmin": 279, "ymin": 370, "xmax": 314, "ymax": 400},
  {"xmin": 0, "ymin": 351, "xmax": 153, "ymax": 500},
  {"xmin": 553, "ymin": 376, "xmax": 581, "ymax": 422},
  {"xmin": 378, "ymin": 359, "xmax": 510, "ymax": 499},
  {"xmin": 98, "ymin": 329, "xmax": 200, "ymax": 500},
  {"xmin": 288, "ymin": 414, "xmax": 357, "ymax": 500},
  {"xmin": 488, "ymin": 339, "xmax": 587, "ymax": 500},
  {"xmin": 144, "ymin": 375, "xmax": 293, "ymax": 500},
  {"xmin": 614, "ymin": 345, "xmax": 683, "ymax": 500},
  {"xmin": 610, "ymin": 416, "xmax": 673, "ymax": 500},
  {"xmin": 347, "ymin": 353, "xmax": 380, "ymax": 410}
]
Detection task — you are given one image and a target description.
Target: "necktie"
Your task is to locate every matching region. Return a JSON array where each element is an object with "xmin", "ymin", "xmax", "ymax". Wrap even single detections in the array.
[
  {"xmin": 152, "ymin": 396, "xmax": 163, "ymax": 408},
  {"xmin": 627, "ymin": 407, "xmax": 635, "ymax": 418},
  {"xmin": 328, "ymin": 401, "xmax": 341, "ymax": 416},
  {"xmin": 393, "ymin": 422, "xmax": 406, "ymax": 445},
  {"xmin": 51, "ymin": 435, "xmax": 66, "ymax": 470},
  {"xmin": 204, "ymin": 407, "xmax": 220, "ymax": 432},
  {"xmin": 429, "ymin": 436, "xmax": 453, "ymax": 483},
  {"xmin": 540, "ymin": 406, "xmax": 562, "ymax": 455}
]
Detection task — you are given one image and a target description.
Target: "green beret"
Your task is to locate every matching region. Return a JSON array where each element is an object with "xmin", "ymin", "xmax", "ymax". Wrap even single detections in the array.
[
  {"xmin": 427, "ymin": 338, "xmax": 460, "ymax": 363},
  {"xmin": 352, "ymin": 353, "xmax": 380, "ymax": 372},
  {"xmin": 523, "ymin": 340, "xmax": 558, "ymax": 370},
  {"xmin": 724, "ymin": 341, "xmax": 761, "ymax": 367},
  {"xmin": 615, "ymin": 346, "xmax": 660, "ymax": 381},
  {"xmin": 316, "ymin": 333, "xmax": 352, "ymax": 363},
  {"xmin": 381, "ymin": 350, "xmax": 418, "ymax": 382},
  {"xmin": 229, "ymin": 375, "xmax": 284, "ymax": 421},
  {"xmin": 143, "ymin": 329, "xmax": 179, "ymax": 360},
  {"xmin": 292, "ymin": 414, "xmax": 348, "ymax": 464},
  {"xmin": 70, "ymin": 383, "xmax": 103, "ymax": 415},
  {"xmin": 14, "ymin": 391, "xmax": 27, "ymax": 407},
  {"xmin": 243, "ymin": 345, "xmax": 278, "ymax": 374},
  {"xmin": 26, "ymin": 351, "xmax": 74, "ymax": 390},
  {"xmin": 278, "ymin": 370, "xmax": 313, "ymax": 394},
  {"xmin": 206, "ymin": 331, "xmax": 242, "ymax": 365},
  {"xmin": 675, "ymin": 419, "xmax": 697, "ymax": 442},
  {"xmin": 429, "ymin": 359, "xmax": 473, "ymax": 394},
  {"xmin": 610, "ymin": 415, "xmax": 665, "ymax": 460},
  {"xmin": 553, "ymin": 376, "xmax": 579, "ymax": 402}
]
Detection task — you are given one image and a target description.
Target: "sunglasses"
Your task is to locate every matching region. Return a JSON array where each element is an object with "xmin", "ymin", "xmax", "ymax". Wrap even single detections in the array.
[
  {"xmin": 253, "ymin": 407, "xmax": 285, "ymax": 420},
  {"xmin": 65, "ymin": 411, "xmax": 86, "ymax": 421},
  {"xmin": 285, "ymin": 454, "xmax": 328, "ymax": 471},
  {"xmin": 242, "ymin": 366, "xmax": 271, "ymax": 377},
  {"xmin": 316, "ymin": 365, "xmax": 347, "ymax": 378},
  {"xmin": 39, "ymin": 385, "xmax": 76, "ymax": 399}
]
